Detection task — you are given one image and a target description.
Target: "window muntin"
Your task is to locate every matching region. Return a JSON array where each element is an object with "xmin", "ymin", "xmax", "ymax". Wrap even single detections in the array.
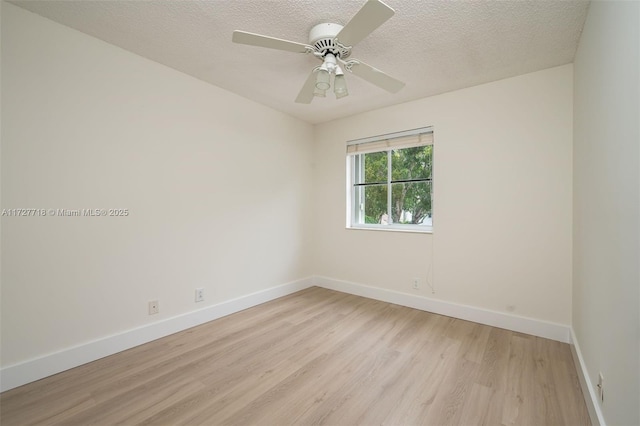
[{"xmin": 348, "ymin": 128, "xmax": 433, "ymax": 231}]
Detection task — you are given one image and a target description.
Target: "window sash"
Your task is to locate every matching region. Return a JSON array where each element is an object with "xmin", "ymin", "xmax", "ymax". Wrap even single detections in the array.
[{"xmin": 350, "ymin": 148, "xmax": 433, "ymax": 227}]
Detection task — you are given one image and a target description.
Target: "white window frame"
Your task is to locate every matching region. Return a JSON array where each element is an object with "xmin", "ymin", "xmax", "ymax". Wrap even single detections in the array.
[{"xmin": 346, "ymin": 127, "xmax": 434, "ymax": 233}]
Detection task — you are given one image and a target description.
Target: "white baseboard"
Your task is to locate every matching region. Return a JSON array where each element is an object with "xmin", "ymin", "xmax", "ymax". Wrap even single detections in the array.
[
  {"xmin": 0, "ymin": 276, "xmax": 573, "ymax": 393},
  {"xmin": 0, "ymin": 277, "xmax": 314, "ymax": 392},
  {"xmin": 313, "ymin": 276, "xmax": 571, "ymax": 343},
  {"xmin": 570, "ymin": 328, "xmax": 606, "ymax": 426}
]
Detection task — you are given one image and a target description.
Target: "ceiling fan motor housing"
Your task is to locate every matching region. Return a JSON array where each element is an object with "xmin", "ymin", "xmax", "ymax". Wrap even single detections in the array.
[{"xmin": 309, "ymin": 23, "xmax": 351, "ymax": 59}]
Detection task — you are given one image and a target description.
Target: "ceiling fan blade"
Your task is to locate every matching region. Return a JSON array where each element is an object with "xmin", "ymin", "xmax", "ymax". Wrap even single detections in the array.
[
  {"xmin": 335, "ymin": 0, "xmax": 395, "ymax": 47},
  {"xmin": 232, "ymin": 31, "xmax": 311, "ymax": 54},
  {"xmin": 348, "ymin": 60, "xmax": 405, "ymax": 93},
  {"xmin": 295, "ymin": 70, "xmax": 318, "ymax": 104}
]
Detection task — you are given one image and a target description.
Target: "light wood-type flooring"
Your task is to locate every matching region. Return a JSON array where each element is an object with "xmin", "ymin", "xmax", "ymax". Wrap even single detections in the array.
[{"xmin": 0, "ymin": 287, "xmax": 591, "ymax": 425}]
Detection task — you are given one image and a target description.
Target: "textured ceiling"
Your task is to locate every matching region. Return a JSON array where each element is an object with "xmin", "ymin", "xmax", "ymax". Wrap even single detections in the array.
[{"xmin": 10, "ymin": 0, "xmax": 589, "ymax": 124}]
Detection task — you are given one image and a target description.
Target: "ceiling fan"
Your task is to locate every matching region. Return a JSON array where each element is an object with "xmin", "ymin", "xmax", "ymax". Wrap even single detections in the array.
[{"xmin": 232, "ymin": 0, "xmax": 405, "ymax": 103}]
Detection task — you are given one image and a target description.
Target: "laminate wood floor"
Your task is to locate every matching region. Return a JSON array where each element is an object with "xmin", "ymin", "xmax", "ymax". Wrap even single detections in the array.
[{"xmin": 0, "ymin": 287, "xmax": 591, "ymax": 425}]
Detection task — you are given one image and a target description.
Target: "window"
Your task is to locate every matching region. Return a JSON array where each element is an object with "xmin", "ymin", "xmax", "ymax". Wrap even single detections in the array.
[{"xmin": 347, "ymin": 127, "xmax": 433, "ymax": 232}]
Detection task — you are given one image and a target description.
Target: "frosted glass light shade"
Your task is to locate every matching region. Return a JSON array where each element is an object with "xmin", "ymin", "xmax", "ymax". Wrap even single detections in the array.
[
  {"xmin": 334, "ymin": 74, "xmax": 348, "ymax": 98},
  {"xmin": 315, "ymin": 69, "xmax": 330, "ymax": 90}
]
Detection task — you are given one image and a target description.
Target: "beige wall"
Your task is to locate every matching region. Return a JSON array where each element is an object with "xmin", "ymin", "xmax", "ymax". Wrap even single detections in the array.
[
  {"xmin": 573, "ymin": 1, "xmax": 640, "ymax": 424},
  {"xmin": 313, "ymin": 65, "xmax": 574, "ymax": 325},
  {"xmin": 1, "ymin": 3, "xmax": 314, "ymax": 366}
]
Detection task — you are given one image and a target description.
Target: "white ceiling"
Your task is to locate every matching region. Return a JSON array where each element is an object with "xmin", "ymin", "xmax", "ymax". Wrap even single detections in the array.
[{"xmin": 11, "ymin": 0, "xmax": 589, "ymax": 124}]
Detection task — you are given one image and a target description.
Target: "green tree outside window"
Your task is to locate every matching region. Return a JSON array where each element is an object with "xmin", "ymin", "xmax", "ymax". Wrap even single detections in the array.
[{"xmin": 353, "ymin": 144, "xmax": 432, "ymax": 227}]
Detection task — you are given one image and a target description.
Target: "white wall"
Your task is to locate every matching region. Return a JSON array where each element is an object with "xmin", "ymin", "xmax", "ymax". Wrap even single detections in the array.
[
  {"xmin": 573, "ymin": 1, "xmax": 640, "ymax": 424},
  {"xmin": 313, "ymin": 65, "xmax": 573, "ymax": 325},
  {"xmin": 1, "ymin": 3, "xmax": 314, "ymax": 367}
]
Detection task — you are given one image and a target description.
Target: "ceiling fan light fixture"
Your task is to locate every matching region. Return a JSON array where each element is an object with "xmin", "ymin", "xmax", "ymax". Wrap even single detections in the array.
[
  {"xmin": 315, "ymin": 68, "xmax": 331, "ymax": 90},
  {"xmin": 334, "ymin": 73, "xmax": 348, "ymax": 99}
]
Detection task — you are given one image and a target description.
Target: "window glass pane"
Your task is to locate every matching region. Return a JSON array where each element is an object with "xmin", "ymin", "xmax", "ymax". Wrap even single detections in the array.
[
  {"xmin": 362, "ymin": 151, "xmax": 387, "ymax": 183},
  {"xmin": 391, "ymin": 181, "xmax": 432, "ymax": 225},
  {"xmin": 391, "ymin": 145, "xmax": 432, "ymax": 181},
  {"xmin": 349, "ymin": 141, "xmax": 433, "ymax": 230},
  {"xmin": 355, "ymin": 184, "xmax": 388, "ymax": 224}
]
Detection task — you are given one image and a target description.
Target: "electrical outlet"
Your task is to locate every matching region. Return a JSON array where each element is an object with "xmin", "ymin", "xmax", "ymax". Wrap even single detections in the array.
[
  {"xmin": 195, "ymin": 288, "xmax": 204, "ymax": 303},
  {"xmin": 597, "ymin": 372, "xmax": 604, "ymax": 403},
  {"xmin": 412, "ymin": 278, "xmax": 420, "ymax": 289},
  {"xmin": 148, "ymin": 300, "xmax": 159, "ymax": 315}
]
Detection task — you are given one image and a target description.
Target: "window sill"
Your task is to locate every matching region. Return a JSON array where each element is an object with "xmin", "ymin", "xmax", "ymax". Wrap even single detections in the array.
[{"xmin": 346, "ymin": 225, "xmax": 433, "ymax": 234}]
